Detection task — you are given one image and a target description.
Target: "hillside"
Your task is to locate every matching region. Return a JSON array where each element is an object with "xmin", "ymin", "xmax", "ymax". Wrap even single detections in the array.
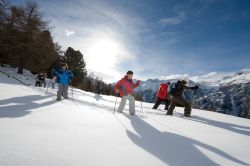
[{"xmin": 0, "ymin": 67, "xmax": 250, "ymax": 166}]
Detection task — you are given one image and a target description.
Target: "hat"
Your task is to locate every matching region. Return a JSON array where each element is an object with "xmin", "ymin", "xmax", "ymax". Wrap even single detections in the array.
[
  {"xmin": 127, "ymin": 70, "xmax": 133, "ymax": 75},
  {"xmin": 62, "ymin": 63, "xmax": 68, "ymax": 69},
  {"xmin": 181, "ymin": 80, "xmax": 187, "ymax": 84}
]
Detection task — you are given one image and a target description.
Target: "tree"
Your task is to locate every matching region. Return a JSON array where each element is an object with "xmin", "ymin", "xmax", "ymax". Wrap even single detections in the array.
[
  {"xmin": 0, "ymin": 1, "xmax": 60, "ymax": 73},
  {"xmin": 63, "ymin": 47, "xmax": 87, "ymax": 87}
]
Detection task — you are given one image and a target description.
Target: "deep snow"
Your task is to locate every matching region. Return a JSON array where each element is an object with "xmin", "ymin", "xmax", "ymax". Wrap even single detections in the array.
[{"xmin": 0, "ymin": 67, "xmax": 250, "ymax": 166}]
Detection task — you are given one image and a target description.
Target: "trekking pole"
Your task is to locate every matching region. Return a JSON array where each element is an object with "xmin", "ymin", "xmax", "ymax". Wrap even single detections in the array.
[
  {"xmin": 113, "ymin": 93, "xmax": 118, "ymax": 114},
  {"xmin": 45, "ymin": 80, "xmax": 51, "ymax": 94},
  {"xmin": 139, "ymin": 84, "xmax": 144, "ymax": 114},
  {"xmin": 71, "ymin": 83, "xmax": 74, "ymax": 102},
  {"xmin": 192, "ymin": 88, "xmax": 197, "ymax": 103},
  {"xmin": 140, "ymin": 99, "xmax": 144, "ymax": 114}
]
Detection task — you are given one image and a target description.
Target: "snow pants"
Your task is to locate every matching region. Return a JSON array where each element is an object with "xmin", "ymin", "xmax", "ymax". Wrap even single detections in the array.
[
  {"xmin": 152, "ymin": 97, "xmax": 171, "ymax": 110},
  {"xmin": 117, "ymin": 94, "xmax": 135, "ymax": 115},
  {"xmin": 57, "ymin": 84, "xmax": 69, "ymax": 100},
  {"xmin": 167, "ymin": 96, "xmax": 192, "ymax": 116}
]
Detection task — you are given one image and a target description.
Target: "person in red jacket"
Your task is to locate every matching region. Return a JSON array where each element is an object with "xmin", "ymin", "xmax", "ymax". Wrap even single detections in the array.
[
  {"xmin": 115, "ymin": 70, "xmax": 140, "ymax": 115},
  {"xmin": 152, "ymin": 82, "xmax": 171, "ymax": 110}
]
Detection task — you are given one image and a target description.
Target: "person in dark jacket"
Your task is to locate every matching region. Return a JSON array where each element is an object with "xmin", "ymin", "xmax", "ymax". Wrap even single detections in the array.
[
  {"xmin": 35, "ymin": 72, "xmax": 46, "ymax": 87},
  {"xmin": 96, "ymin": 81, "xmax": 102, "ymax": 95},
  {"xmin": 152, "ymin": 82, "xmax": 171, "ymax": 110},
  {"xmin": 114, "ymin": 70, "xmax": 140, "ymax": 115},
  {"xmin": 166, "ymin": 80, "xmax": 199, "ymax": 117},
  {"xmin": 52, "ymin": 63, "xmax": 74, "ymax": 101}
]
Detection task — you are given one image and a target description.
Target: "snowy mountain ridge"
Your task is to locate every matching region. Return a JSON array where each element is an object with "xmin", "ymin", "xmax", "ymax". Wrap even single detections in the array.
[{"xmin": 138, "ymin": 69, "xmax": 250, "ymax": 92}]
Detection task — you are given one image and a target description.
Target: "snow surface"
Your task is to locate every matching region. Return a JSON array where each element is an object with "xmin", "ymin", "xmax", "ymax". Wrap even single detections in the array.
[{"xmin": 0, "ymin": 67, "xmax": 250, "ymax": 166}]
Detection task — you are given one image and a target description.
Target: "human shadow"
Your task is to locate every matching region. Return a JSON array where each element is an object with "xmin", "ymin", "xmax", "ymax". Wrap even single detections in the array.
[
  {"xmin": 0, "ymin": 95, "xmax": 56, "ymax": 118},
  {"xmin": 175, "ymin": 112, "xmax": 250, "ymax": 136},
  {"xmin": 124, "ymin": 114, "xmax": 249, "ymax": 166},
  {"xmin": 72, "ymin": 96, "xmax": 139, "ymax": 114},
  {"xmin": 73, "ymin": 90, "xmax": 114, "ymax": 103},
  {"xmin": 94, "ymin": 94, "xmax": 102, "ymax": 101}
]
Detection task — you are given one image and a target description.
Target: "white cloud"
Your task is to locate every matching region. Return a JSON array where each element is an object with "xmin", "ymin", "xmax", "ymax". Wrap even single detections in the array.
[
  {"xmin": 159, "ymin": 11, "xmax": 186, "ymax": 25},
  {"xmin": 160, "ymin": 74, "xmax": 189, "ymax": 80},
  {"xmin": 65, "ymin": 30, "xmax": 75, "ymax": 36}
]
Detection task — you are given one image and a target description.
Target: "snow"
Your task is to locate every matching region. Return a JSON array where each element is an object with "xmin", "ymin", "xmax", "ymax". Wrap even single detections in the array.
[
  {"xmin": 158, "ymin": 69, "xmax": 250, "ymax": 87},
  {"xmin": 0, "ymin": 67, "xmax": 250, "ymax": 166},
  {"xmin": 190, "ymin": 70, "xmax": 250, "ymax": 86}
]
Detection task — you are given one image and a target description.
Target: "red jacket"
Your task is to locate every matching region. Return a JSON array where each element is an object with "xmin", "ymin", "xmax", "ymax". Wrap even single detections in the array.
[
  {"xmin": 115, "ymin": 76, "xmax": 140, "ymax": 97},
  {"xmin": 156, "ymin": 83, "xmax": 168, "ymax": 100}
]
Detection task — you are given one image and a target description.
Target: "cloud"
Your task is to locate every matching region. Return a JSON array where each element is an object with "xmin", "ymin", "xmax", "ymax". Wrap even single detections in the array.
[
  {"xmin": 36, "ymin": 0, "xmax": 146, "ymax": 82},
  {"xmin": 159, "ymin": 11, "xmax": 186, "ymax": 25},
  {"xmin": 190, "ymin": 72, "xmax": 231, "ymax": 83},
  {"xmin": 160, "ymin": 74, "xmax": 189, "ymax": 80},
  {"xmin": 64, "ymin": 30, "xmax": 75, "ymax": 36}
]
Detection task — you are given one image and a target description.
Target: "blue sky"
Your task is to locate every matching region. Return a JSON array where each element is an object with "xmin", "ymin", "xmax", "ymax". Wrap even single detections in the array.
[{"xmin": 12, "ymin": 0, "xmax": 250, "ymax": 82}]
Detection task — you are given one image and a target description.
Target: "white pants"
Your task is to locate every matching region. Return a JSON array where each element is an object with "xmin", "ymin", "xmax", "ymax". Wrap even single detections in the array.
[{"xmin": 117, "ymin": 94, "xmax": 135, "ymax": 115}]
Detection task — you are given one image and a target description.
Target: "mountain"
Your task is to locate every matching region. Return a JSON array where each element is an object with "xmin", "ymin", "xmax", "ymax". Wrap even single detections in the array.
[
  {"xmin": 134, "ymin": 70, "xmax": 250, "ymax": 118},
  {"xmin": 0, "ymin": 66, "xmax": 250, "ymax": 166}
]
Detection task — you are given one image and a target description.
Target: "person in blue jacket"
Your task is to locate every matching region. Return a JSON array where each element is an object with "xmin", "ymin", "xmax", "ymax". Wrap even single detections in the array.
[{"xmin": 52, "ymin": 63, "xmax": 74, "ymax": 101}]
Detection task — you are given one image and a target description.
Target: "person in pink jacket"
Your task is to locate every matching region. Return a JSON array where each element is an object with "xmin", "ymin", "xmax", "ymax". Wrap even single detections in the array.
[{"xmin": 115, "ymin": 71, "xmax": 140, "ymax": 115}]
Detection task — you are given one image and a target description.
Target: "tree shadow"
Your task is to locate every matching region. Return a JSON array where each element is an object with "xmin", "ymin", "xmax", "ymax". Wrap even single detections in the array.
[
  {"xmin": 0, "ymin": 95, "xmax": 56, "ymax": 118},
  {"xmin": 175, "ymin": 112, "xmax": 250, "ymax": 136},
  {"xmin": 124, "ymin": 114, "xmax": 249, "ymax": 166}
]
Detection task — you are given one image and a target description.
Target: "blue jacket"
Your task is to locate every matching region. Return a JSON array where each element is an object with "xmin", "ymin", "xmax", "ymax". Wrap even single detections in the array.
[{"xmin": 52, "ymin": 68, "xmax": 73, "ymax": 85}]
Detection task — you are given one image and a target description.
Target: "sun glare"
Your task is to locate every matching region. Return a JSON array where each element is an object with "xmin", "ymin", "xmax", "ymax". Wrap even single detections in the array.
[{"xmin": 86, "ymin": 37, "xmax": 120, "ymax": 75}]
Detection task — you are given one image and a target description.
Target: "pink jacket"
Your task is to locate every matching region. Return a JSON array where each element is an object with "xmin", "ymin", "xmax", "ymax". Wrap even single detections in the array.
[{"xmin": 115, "ymin": 76, "xmax": 140, "ymax": 97}]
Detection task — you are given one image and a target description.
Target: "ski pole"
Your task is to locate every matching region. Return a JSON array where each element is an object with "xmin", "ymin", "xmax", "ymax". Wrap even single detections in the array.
[
  {"xmin": 192, "ymin": 88, "xmax": 197, "ymax": 103},
  {"xmin": 141, "ymin": 99, "xmax": 144, "ymax": 114},
  {"xmin": 72, "ymin": 87, "xmax": 74, "ymax": 102},
  {"xmin": 45, "ymin": 80, "xmax": 51, "ymax": 94},
  {"xmin": 71, "ymin": 83, "xmax": 74, "ymax": 102},
  {"xmin": 139, "ymin": 84, "xmax": 144, "ymax": 114},
  {"xmin": 113, "ymin": 94, "xmax": 118, "ymax": 114}
]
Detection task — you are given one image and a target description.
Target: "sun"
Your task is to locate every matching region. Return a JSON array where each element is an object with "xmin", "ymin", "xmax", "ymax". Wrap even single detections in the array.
[{"xmin": 86, "ymin": 37, "xmax": 120, "ymax": 74}]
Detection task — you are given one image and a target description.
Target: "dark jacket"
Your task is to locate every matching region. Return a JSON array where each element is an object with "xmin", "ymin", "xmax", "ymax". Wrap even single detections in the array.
[{"xmin": 173, "ymin": 80, "xmax": 192, "ymax": 97}]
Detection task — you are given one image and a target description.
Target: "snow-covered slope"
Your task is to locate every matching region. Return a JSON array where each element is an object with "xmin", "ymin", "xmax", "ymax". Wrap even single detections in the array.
[{"xmin": 0, "ymin": 68, "xmax": 250, "ymax": 166}]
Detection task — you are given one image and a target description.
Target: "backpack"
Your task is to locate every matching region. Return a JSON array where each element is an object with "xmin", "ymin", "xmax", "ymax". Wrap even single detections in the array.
[{"xmin": 168, "ymin": 80, "xmax": 181, "ymax": 95}]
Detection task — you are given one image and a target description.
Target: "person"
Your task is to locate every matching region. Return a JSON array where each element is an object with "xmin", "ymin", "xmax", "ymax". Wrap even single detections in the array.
[
  {"xmin": 35, "ymin": 72, "xmax": 46, "ymax": 87},
  {"xmin": 115, "ymin": 71, "xmax": 140, "ymax": 115},
  {"xmin": 35, "ymin": 74, "xmax": 40, "ymax": 87},
  {"xmin": 152, "ymin": 82, "xmax": 171, "ymax": 110},
  {"xmin": 96, "ymin": 81, "xmax": 102, "ymax": 95},
  {"xmin": 52, "ymin": 63, "xmax": 74, "ymax": 101},
  {"xmin": 166, "ymin": 80, "xmax": 199, "ymax": 117}
]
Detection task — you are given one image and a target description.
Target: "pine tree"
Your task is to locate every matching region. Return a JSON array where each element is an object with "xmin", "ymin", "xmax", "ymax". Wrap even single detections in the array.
[
  {"xmin": 63, "ymin": 47, "xmax": 87, "ymax": 87},
  {"xmin": 1, "ymin": 1, "xmax": 60, "ymax": 73}
]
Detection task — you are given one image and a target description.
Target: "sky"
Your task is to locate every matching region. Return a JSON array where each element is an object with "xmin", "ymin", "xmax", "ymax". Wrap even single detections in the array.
[{"xmin": 12, "ymin": 0, "xmax": 250, "ymax": 82}]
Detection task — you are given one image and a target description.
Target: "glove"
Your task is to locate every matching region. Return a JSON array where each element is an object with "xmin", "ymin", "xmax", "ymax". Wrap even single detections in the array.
[
  {"xmin": 136, "ymin": 80, "xmax": 141, "ymax": 85},
  {"xmin": 191, "ymin": 85, "xmax": 199, "ymax": 90}
]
